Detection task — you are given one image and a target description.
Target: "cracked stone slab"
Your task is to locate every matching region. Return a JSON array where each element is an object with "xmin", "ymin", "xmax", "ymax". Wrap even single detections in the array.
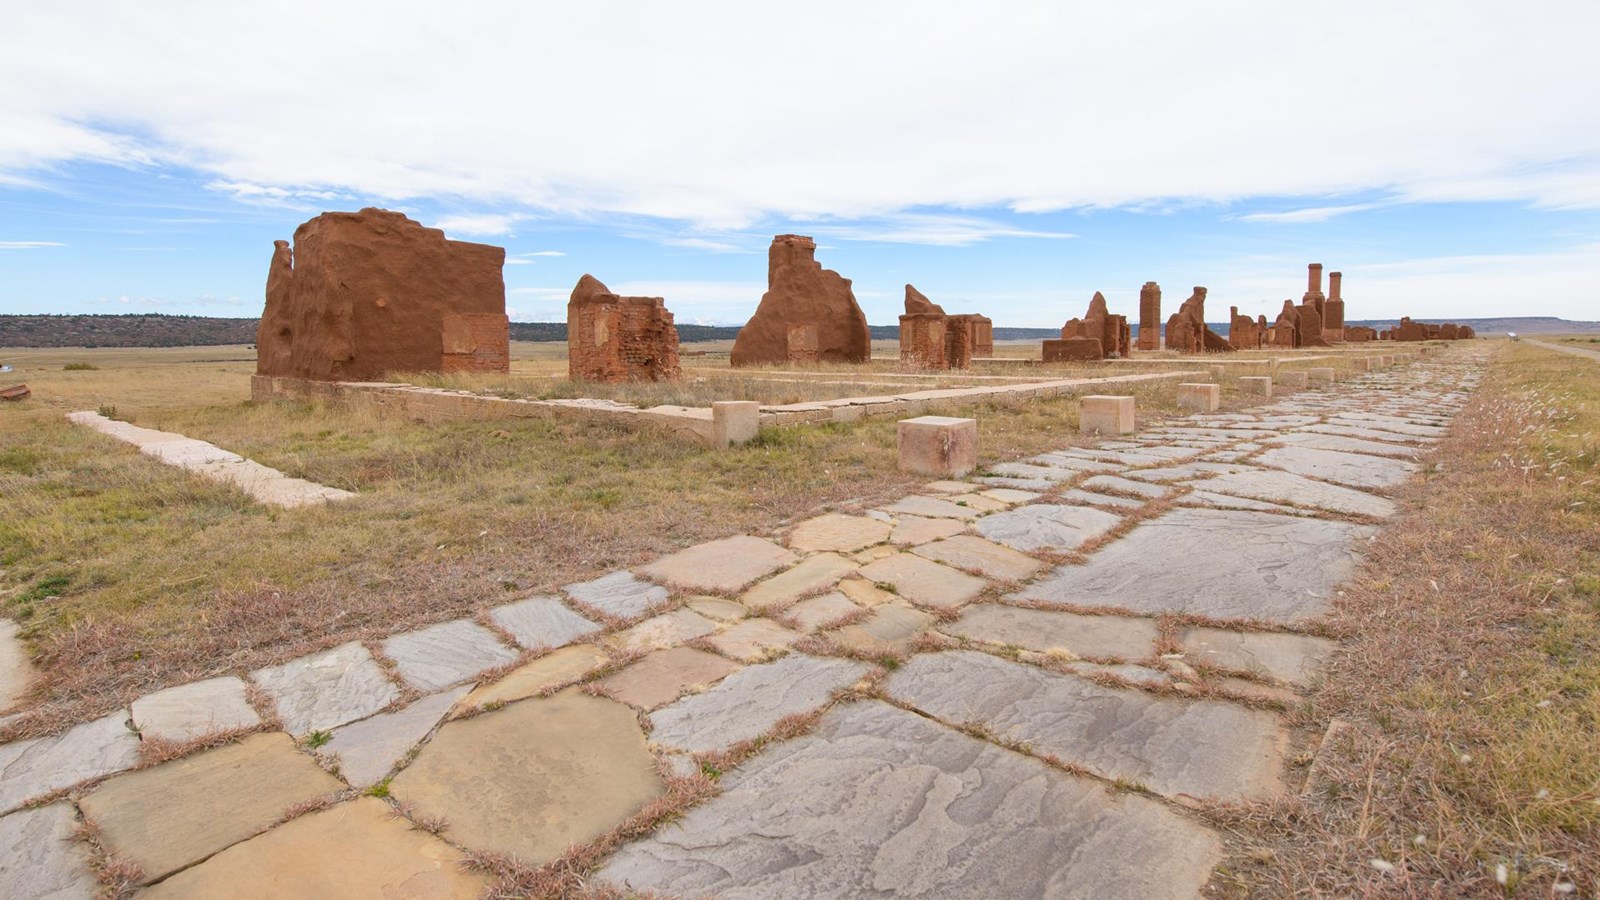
[
  {"xmin": 130, "ymin": 676, "xmax": 260, "ymax": 742},
  {"xmin": 706, "ymin": 618, "xmax": 804, "ymax": 662},
  {"xmin": 1177, "ymin": 489, "xmax": 1310, "ymax": 516},
  {"xmin": 1056, "ymin": 448, "xmax": 1176, "ymax": 466},
  {"xmin": 889, "ymin": 515, "xmax": 967, "ymax": 546},
  {"xmin": 390, "ymin": 691, "xmax": 663, "ymax": 866},
  {"xmin": 1026, "ymin": 452, "xmax": 1121, "ymax": 472},
  {"xmin": 887, "ymin": 651, "xmax": 1285, "ymax": 802},
  {"xmin": 139, "ymin": 797, "xmax": 488, "ymax": 900},
  {"xmin": 1016, "ymin": 508, "xmax": 1375, "ymax": 623},
  {"xmin": 836, "ymin": 578, "xmax": 898, "ymax": 608},
  {"xmin": 978, "ymin": 487, "xmax": 1040, "ymax": 504},
  {"xmin": 944, "ymin": 604, "xmax": 1159, "ymax": 660},
  {"xmin": 1254, "ymin": 446, "xmax": 1419, "ymax": 490},
  {"xmin": 910, "ymin": 535, "xmax": 1045, "ymax": 581},
  {"xmin": 856, "ymin": 553, "xmax": 988, "ymax": 608},
  {"xmin": 610, "ymin": 608, "xmax": 719, "ymax": 652},
  {"xmin": 1122, "ymin": 461, "xmax": 1263, "ymax": 483},
  {"xmin": 828, "ymin": 603, "xmax": 935, "ymax": 654},
  {"xmin": 1301, "ymin": 422, "xmax": 1436, "ymax": 445},
  {"xmin": 252, "ymin": 642, "xmax": 401, "ymax": 736},
  {"xmin": 1261, "ymin": 431, "xmax": 1422, "ymax": 459},
  {"xmin": 785, "ymin": 513, "xmax": 893, "ymax": 554},
  {"xmin": 457, "ymin": 644, "xmax": 608, "ymax": 713},
  {"xmin": 80, "ymin": 733, "xmax": 343, "ymax": 884},
  {"xmin": 383, "ymin": 619, "xmax": 519, "ymax": 693},
  {"xmin": 985, "ymin": 462, "xmax": 1079, "ymax": 483},
  {"xmin": 600, "ymin": 701, "xmax": 1220, "ymax": 899},
  {"xmin": 647, "ymin": 655, "xmax": 872, "ymax": 754},
  {"xmin": 639, "ymin": 536, "xmax": 800, "ymax": 594},
  {"xmin": 922, "ymin": 480, "xmax": 979, "ymax": 494},
  {"xmin": 787, "ymin": 591, "xmax": 861, "ymax": 631},
  {"xmin": 562, "ymin": 570, "xmax": 670, "ymax": 618},
  {"xmin": 974, "ymin": 475, "xmax": 1060, "ymax": 491},
  {"xmin": 1078, "ymin": 474, "xmax": 1170, "ymax": 499},
  {"xmin": 0, "ymin": 802, "xmax": 96, "ymax": 900},
  {"xmin": 1184, "ymin": 469, "xmax": 1397, "ymax": 518},
  {"xmin": 0, "ymin": 619, "xmax": 34, "ymax": 714},
  {"xmin": 321, "ymin": 686, "xmax": 470, "ymax": 787},
  {"xmin": 0, "ymin": 711, "xmax": 141, "ymax": 815},
  {"xmin": 1180, "ymin": 628, "xmax": 1339, "ymax": 687},
  {"xmin": 880, "ymin": 495, "xmax": 984, "ymax": 520},
  {"xmin": 974, "ymin": 503, "xmax": 1122, "ymax": 553},
  {"xmin": 1057, "ymin": 488, "xmax": 1143, "ymax": 510},
  {"xmin": 687, "ymin": 596, "xmax": 748, "ymax": 621},
  {"xmin": 740, "ymin": 553, "xmax": 858, "ymax": 610},
  {"xmin": 1329, "ymin": 413, "xmax": 1447, "ymax": 436},
  {"xmin": 488, "ymin": 596, "xmax": 601, "ymax": 650},
  {"xmin": 598, "ymin": 648, "xmax": 742, "ymax": 710}
]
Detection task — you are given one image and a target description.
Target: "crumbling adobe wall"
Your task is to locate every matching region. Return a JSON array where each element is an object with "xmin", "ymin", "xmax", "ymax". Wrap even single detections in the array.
[
  {"xmin": 731, "ymin": 235, "xmax": 870, "ymax": 366},
  {"xmin": 898, "ymin": 284, "xmax": 989, "ymax": 370},
  {"xmin": 1229, "ymin": 306, "xmax": 1264, "ymax": 349},
  {"xmin": 255, "ymin": 208, "xmax": 508, "ymax": 381},
  {"xmin": 1137, "ymin": 281, "xmax": 1162, "ymax": 350},
  {"xmin": 567, "ymin": 274, "xmax": 682, "ymax": 382},
  {"xmin": 1061, "ymin": 292, "xmax": 1130, "ymax": 359},
  {"xmin": 1164, "ymin": 287, "xmax": 1235, "ymax": 353}
]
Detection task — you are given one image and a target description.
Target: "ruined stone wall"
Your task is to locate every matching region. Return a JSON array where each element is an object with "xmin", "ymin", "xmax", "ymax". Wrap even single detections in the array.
[
  {"xmin": 567, "ymin": 275, "xmax": 682, "ymax": 382},
  {"xmin": 1137, "ymin": 281, "xmax": 1162, "ymax": 350},
  {"xmin": 1271, "ymin": 301, "xmax": 1300, "ymax": 348},
  {"xmin": 442, "ymin": 313, "xmax": 512, "ymax": 373},
  {"xmin": 1164, "ymin": 287, "xmax": 1235, "ymax": 353},
  {"xmin": 1042, "ymin": 338, "xmax": 1104, "ymax": 362},
  {"xmin": 899, "ymin": 314, "xmax": 947, "ymax": 369},
  {"xmin": 1228, "ymin": 306, "xmax": 1263, "ymax": 350},
  {"xmin": 731, "ymin": 235, "xmax": 869, "ymax": 366},
  {"xmin": 944, "ymin": 314, "xmax": 982, "ymax": 369}
]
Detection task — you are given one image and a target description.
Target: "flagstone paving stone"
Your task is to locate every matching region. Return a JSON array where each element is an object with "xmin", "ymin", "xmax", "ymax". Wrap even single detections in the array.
[
  {"xmin": 978, "ymin": 487, "xmax": 1040, "ymax": 504},
  {"xmin": 1017, "ymin": 508, "xmax": 1375, "ymax": 623},
  {"xmin": 1122, "ymin": 461, "xmax": 1263, "ymax": 483},
  {"xmin": 686, "ymin": 596, "xmax": 748, "ymax": 621},
  {"xmin": 1079, "ymin": 474, "xmax": 1171, "ymax": 499},
  {"xmin": 835, "ymin": 577, "xmax": 899, "ymax": 608},
  {"xmin": 639, "ymin": 536, "xmax": 800, "ymax": 594},
  {"xmin": 1056, "ymin": 488, "xmax": 1144, "ymax": 509},
  {"xmin": 887, "ymin": 651, "xmax": 1286, "ymax": 802},
  {"xmin": 974, "ymin": 503, "xmax": 1122, "ymax": 552},
  {"xmin": 828, "ymin": 603, "xmax": 937, "ymax": 654},
  {"xmin": 1329, "ymin": 413, "xmax": 1448, "ymax": 436},
  {"xmin": 390, "ymin": 690, "xmax": 663, "ymax": 865},
  {"xmin": 1302, "ymin": 422, "xmax": 1436, "ymax": 444},
  {"xmin": 0, "ymin": 802, "xmax": 96, "ymax": 900},
  {"xmin": 322, "ymin": 686, "xmax": 470, "ymax": 787},
  {"xmin": 562, "ymin": 570, "xmax": 670, "ymax": 618},
  {"xmin": 1185, "ymin": 469, "xmax": 1397, "ymax": 518},
  {"xmin": 786, "ymin": 591, "xmax": 861, "ymax": 631},
  {"xmin": 1176, "ymin": 489, "xmax": 1309, "ymax": 516},
  {"xmin": 0, "ymin": 619, "xmax": 34, "ymax": 715},
  {"xmin": 975, "ymin": 475, "xmax": 1060, "ymax": 491},
  {"xmin": 647, "ymin": 655, "xmax": 873, "ymax": 754},
  {"xmin": 922, "ymin": 479, "xmax": 978, "ymax": 494},
  {"xmin": 456, "ymin": 644, "xmax": 608, "ymax": 713},
  {"xmin": 252, "ymin": 642, "xmax": 401, "ymax": 736},
  {"xmin": 880, "ymin": 495, "xmax": 984, "ymax": 520},
  {"xmin": 600, "ymin": 701, "xmax": 1221, "ymax": 900},
  {"xmin": 610, "ymin": 608, "xmax": 719, "ymax": 652},
  {"xmin": 889, "ymin": 514, "xmax": 968, "ymax": 546},
  {"xmin": 0, "ymin": 711, "xmax": 142, "ymax": 815},
  {"xmin": 911, "ymin": 535, "xmax": 1045, "ymax": 581},
  {"xmin": 383, "ymin": 619, "xmax": 519, "ymax": 692},
  {"xmin": 786, "ymin": 513, "xmax": 894, "ymax": 554},
  {"xmin": 985, "ymin": 462, "xmax": 1079, "ymax": 482},
  {"xmin": 1254, "ymin": 445, "xmax": 1419, "ymax": 489},
  {"xmin": 739, "ymin": 553, "xmax": 858, "ymax": 610},
  {"xmin": 944, "ymin": 604, "xmax": 1159, "ymax": 660},
  {"xmin": 599, "ymin": 647, "xmax": 743, "ymax": 709},
  {"xmin": 1261, "ymin": 430, "xmax": 1422, "ymax": 459},
  {"xmin": 488, "ymin": 595, "xmax": 601, "ymax": 649},
  {"xmin": 1180, "ymin": 627, "xmax": 1339, "ymax": 686},
  {"xmin": 706, "ymin": 618, "xmax": 805, "ymax": 662},
  {"xmin": 80, "ymin": 733, "xmax": 343, "ymax": 884},
  {"xmin": 1027, "ymin": 452, "xmax": 1121, "ymax": 472},
  {"xmin": 129, "ymin": 675, "xmax": 260, "ymax": 741},
  {"xmin": 856, "ymin": 553, "xmax": 988, "ymax": 608},
  {"xmin": 139, "ymin": 797, "xmax": 489, "ymax": 900}
]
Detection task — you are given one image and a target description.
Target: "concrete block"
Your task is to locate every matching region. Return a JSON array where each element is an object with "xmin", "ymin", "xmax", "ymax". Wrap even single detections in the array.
[
  {"xmin": 1079, "ymin": 396, "xmax": 1135, "ymax": 435},
  {"xmin": 1277, "ymin": 371, "xmax": 1309, "ymax": 388},
  {"xmin": 712, "ymin": 401, "xmax": 760, "ymax": 447},
  {"xmin": 1308, "ymin": 367, "xmax": 1335, "ymax": 383},
  {"xmin": 1176, "ymin": 383, "xmax": 1221, "ymax": 413},
  {"xmin": 1238, "ymin": 376, "xmax": 1273, "ymax": 397},
  {"xmin": 898, "ymin": 416, "xmax": 978, "ymax": 477}
]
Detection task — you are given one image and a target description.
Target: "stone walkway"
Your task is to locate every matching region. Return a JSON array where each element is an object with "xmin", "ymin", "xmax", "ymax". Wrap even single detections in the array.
[
  {"xmin": 66, "ymin": 410, "xmax": 355, "ymax": 508},
  {"xmin": 2, "ymin": 349, "xmax": 1480, "ymax": 898}
]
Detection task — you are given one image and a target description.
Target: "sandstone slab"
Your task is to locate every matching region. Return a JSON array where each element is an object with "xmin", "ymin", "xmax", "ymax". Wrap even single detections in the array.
[
  {"xmin": 130, "ymin": 676, "xmax": 260, "ymax": 742},
  {"xmin": 1254, "ymin": 445, "xmax": 1418, "ymax": 489},
  {"xmin": 610, "ymin": 608, "xmax": 719, "ymax": 652},
  {"xmin": 322, "ymin": 686, "xmax": 470, "ymax": 787},
  {"xmin": 648, "ymin": 655, "xmax": 872, "ymax": 754},
  {"xmin": 488, "ymin": 596, "xmax": 600, "ymax": 649},
  {"xmin": 786, "ymin": 591, "xmax": 861, "ymax": 631},
  {"xmin": 0, "ymin": 711, "xmax": 141, "ymax": 815},
  {"xmin": 1079, "ymin": 474, "xmax": 1169, "ymax": 499},
  {"xmin": 739, "ymin": 553, "xmax": 858, "ymax": 610},
  {"xmin": 706, "ymin": 618, "xmax": 804, "ymax": 662},
  {"xmin": 1057, "ymin": 488, "xmax": 1143, "ymax": 510},
  {"xmin": 1302, "ymin": 422, "xmax": 1435, "ymax": 445},
  {"xmin": 457, "ymin": 644, "xmax": 608, "ymax": 713},
  {"xmin": 985, "ymin": 462, "xmax": 1079, "ymax": 483},
  {"xmin": 562, "ymin": 570, "xmax": 670, "ymax": 618},
  {"xmin": 857, "ymin": 553, "xmax": 988, "ymax": 608},
  {"xmin": 1184, "ymin": 469, "xmax": 1397, "ymax": 518},
  {"xmin": 836, "ymin": 577, "xmax": 899, "ymax": 608},
  {"xmin": 0, "ymin": 803, "xmax": 96, "ymax": 900},
  {"xmin": 0, "ymin": 619, "xmax": 34, "ymax": 714},
  {"xmin": 880, "ymin": 495, "xmax": 985, "ymax": 521},
  {"xmin": 944, "ymin": 604, "xmax": 1158, "ymax": 660},
  {"xmin": 140, "ymin": 797, "xmax": 488, "ymax": 900},
  {"xmin": 600, "ymin": 701, "xmax": 1220, "ymax": 899},
  {"xmin": 252, "ymin": 642, "xmax": 401, "ymax": 736},
  {"xmin": 828, "ymin": 604, "xmax": 936, "ymax": 654},
  {"xmin": 786, "ymin": 513, "xmax": 893, "ymax": 553},
  {"xmin": 599, "ymin": 648, "xmax": 742, "ymax": 709},
  {"xmin": 390, "ymin": 691, "xmax": 663, "ymax": 865},
  {"xmin": 687, "ymin": 596, "xmax": 748, "ymax": 622},
  {"xmin": 1262, "ymin": 431, "xmax": 1421, "ymax": 459},
  {"xmin": 639, "ymin": 536, "xmax": 799, "ymax": 594},
  {"xmin": 911, "ymin": 535, "xmax": 1044, "ymax": 581},
  {"xmin": 889, "ymin": 515, "xmax": 967, "ymax": 546},
  {"xmin": 1017, "ymin": 508, "xmax": 1375, "ymax": 623},
  {"xmin": 974, "ymin": 504, "xmax": 1122, "ymax": 552},
  {"xmin": 383, "ymin": 619, "xmax": 518, "ymax": 693},
  {"xmin": 80, "ymin": 733, "xmax": 343, "ymax": 883},
  {"xmin": 1180, "ymin": 627, "xmax": 1338, "ymax": 686},
  {"xmin": 887, "ymin": 651, "xmax": 1285, "ymax": 802}
]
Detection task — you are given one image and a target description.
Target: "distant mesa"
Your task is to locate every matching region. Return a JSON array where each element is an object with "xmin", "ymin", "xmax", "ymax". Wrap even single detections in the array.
[
  {"xmin": 730, "ymin": 235, "xmax": 871, "ymax": 367},
  {"xmin": 256, "ymin": 208, "xmax": 509, "ymax": 381}
]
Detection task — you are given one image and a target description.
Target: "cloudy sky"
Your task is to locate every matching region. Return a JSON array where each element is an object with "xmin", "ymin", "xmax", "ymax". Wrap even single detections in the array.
[{"xmin": 2, "ymin": 2, "xmax": 1598, "ymax": 326}]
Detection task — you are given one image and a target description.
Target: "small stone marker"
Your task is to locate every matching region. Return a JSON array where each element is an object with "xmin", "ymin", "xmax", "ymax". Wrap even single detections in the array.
[
  {"xmin": 1079, "ymin": 395, "xmax": 1135, "ymax": 435},
  {"xmin": 1308, "ymin": 367, "xmax": 1335, "ymax": 383},
  {"xmin": 1176, "ymin": 383, "xmax": 1220, "ymax": 413},
  {"xmin": 897, "ymin": 415, "xmax": 978, "ymax": 477},
  {"xmin": 1277, "ymin": 371, "xmax": 1309, "ymax": 388},
  {"xmin": 1238, "ymin": 376, "xmax": 1273, "ymax": 396},
  {"xmin": 712, "ymin": 401, "xmax": 759, "ymax": 447}
]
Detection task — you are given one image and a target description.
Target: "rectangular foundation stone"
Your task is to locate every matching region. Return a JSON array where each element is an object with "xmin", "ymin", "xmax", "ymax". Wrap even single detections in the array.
[
  {"xmin": 1176, "ymin": 383, "xmax": 1220, "ymax": 413},
  {"xmin": 1079, "ymin": 395, "xmax": 1135, "ymax": 434},
  {"xmin": 897, "ymin": 415, "xmax": 977, "ymax": 477},
  {"xmin": 1238, "ymin": 376, "xmax": 1272, "ymax": 396}
]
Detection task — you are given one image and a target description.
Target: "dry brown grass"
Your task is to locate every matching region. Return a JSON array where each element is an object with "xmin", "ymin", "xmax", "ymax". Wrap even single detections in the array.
[{"xmin": 1207, "ymin": 342, "xmax": 1600, "ymax": 898}]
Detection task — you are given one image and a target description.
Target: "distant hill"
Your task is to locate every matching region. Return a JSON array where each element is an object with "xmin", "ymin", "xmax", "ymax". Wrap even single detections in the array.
[{"xmin": 4, "ymin": 313, "xmax": 1596, "ymax": 348}]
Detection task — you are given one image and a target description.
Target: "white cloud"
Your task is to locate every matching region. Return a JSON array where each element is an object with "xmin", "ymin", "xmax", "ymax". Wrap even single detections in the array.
[
  {"xmin": 660, "ymin": 237, "xmax": 754, "ymax": 253},
  {"xmin": 504, "ymin": 250, "xmax": 566, "ymax": 265},
  {"xmin": 0, "ymin": 240, "xmax": 64, "ymax": 249},
  {"xmin": 430, "ymin": 213, "xmax": 527, "ymax": 238},
  {"xmin": 805, "ymin": 213, "xmax": 1074, "ymax": 246},
  {"xmin": 2, "ymin": 4, "xmax": 1596, "ymax": 224},
  {"xmin": 1234, "ymin": 203, "xmax": 1387, "ymax": 224}
]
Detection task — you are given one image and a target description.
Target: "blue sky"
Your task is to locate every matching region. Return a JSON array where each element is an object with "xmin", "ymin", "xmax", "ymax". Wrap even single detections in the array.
[{"xmin": 3, "ymin": 2, "xmax": 1598, "ymax": 327}]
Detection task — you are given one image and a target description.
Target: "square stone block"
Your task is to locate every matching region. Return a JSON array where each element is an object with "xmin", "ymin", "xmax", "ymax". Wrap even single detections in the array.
[
  {"xmin": 897, "ymin": 416, "xmax": 978, "ymax": 477},
  {"xmin": 1079, "ymin": 395, "xmax": 1134, "ymax": 435},
  {"xmin": 712, "ymin": 401, "xmax": 759, "ymax": 447},
  {"xmin": 1176, "ymin": 383, "xmax": 1220, "ymax": 413},
  {"xmin": 1308, "ymin": 367, "xmax": 1335, "ymax": 383},
  {"xmin": 1238, "ymin": 376, "xmax": 1272, "ymax": 397},
  {"xmin": 1277, "ymin": 371, "xmax": 1309, "ymax": 388}
]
